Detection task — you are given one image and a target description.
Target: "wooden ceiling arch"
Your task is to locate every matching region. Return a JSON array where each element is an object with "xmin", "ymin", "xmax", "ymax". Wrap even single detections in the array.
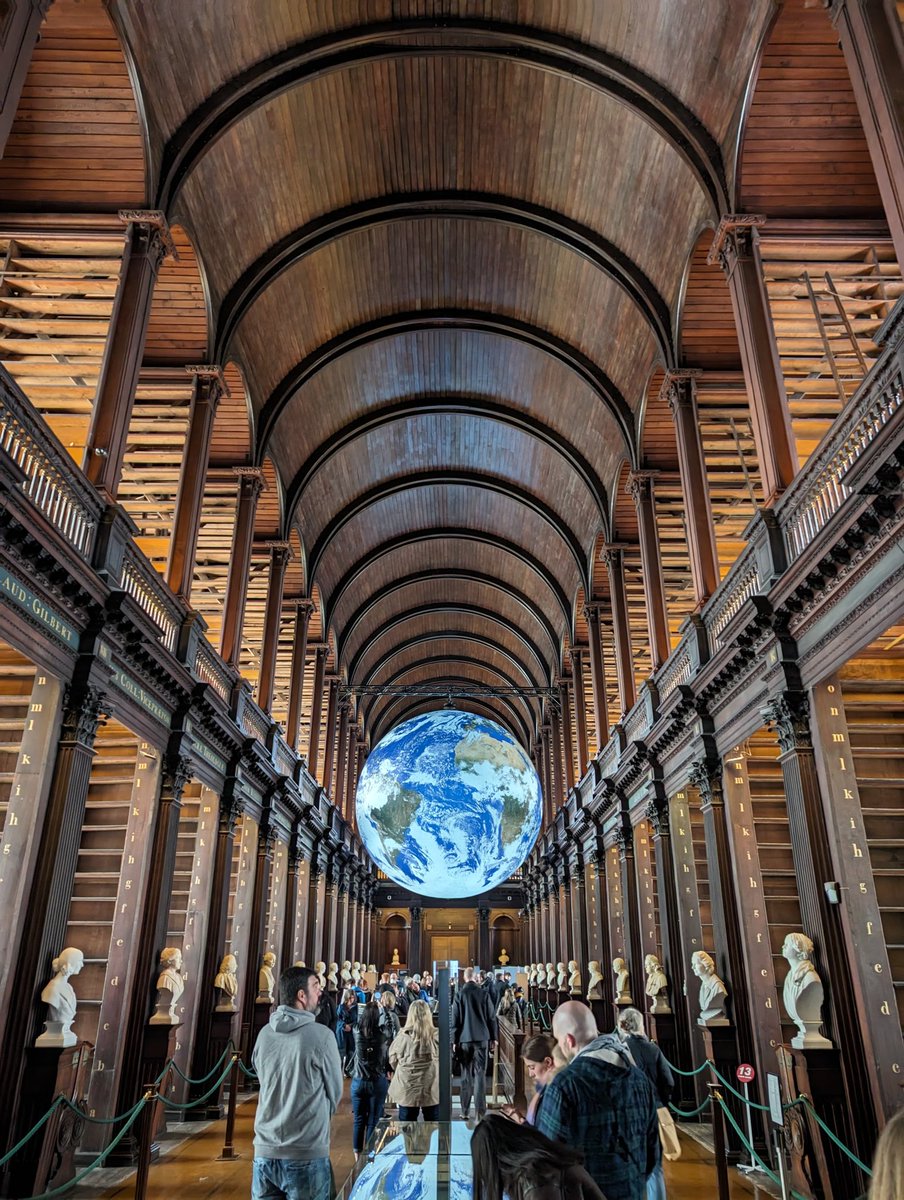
[
  {"xmin": 325, "ymin": 530, "xmax": 573, "ymax": 637},
  {"xmin": 282, "ymin": 393, "xmax": 610, "ymax": 527},
  {"xmin": 256, "ymin": 310, "xmax": 638, "ymax": 463},
  {"xmin": 305, "ymin": 470, "xmax": 593, "ymax": 597},
  {"xmin": 214, "ymin": 193, "xmax": 674, "ymax": 364},
  {"xmin": 151, "ymin": 21, "xmax": 729, "ymax": 215},
  {"xmin": 349, "ymin": 610, "xmax": 551, "ymax": 692},
  {"xmin": 337, "ymin": 570, "xmax": 560, "ymax": 673}
]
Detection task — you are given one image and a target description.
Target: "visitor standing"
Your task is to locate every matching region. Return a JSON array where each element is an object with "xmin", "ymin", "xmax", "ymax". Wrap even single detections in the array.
[
  {"xmin": 251, "ymin": 966, "xmax": 343, "ymax": 1200},
  {"xmin": 351, "ymin": 1000, "xmax": 390, "ymax": 1158},
  {"xmin": 452, "ymin": 965, "xmax": 497, "ymax": 1120},
  {"xmin": 618, "ymin": 1007, "xmax": 678, "ymax": 1199},
  {"xmin": 336, "ymin": 987, "xmax": 359, "ymax": 1075},
  {"xmin": 471, "ymin": 1111, "xmax": 605, "ymax": 1200},
  {"xmin": 388, "ymin": 998, "xmax": 440, "ymax": 1121},
  {"xmin": 537, "ymin": 1001, "xmax": 659, "ymax": 1200},
  {"xmin": 496, "ymin": 986, "xmax": 524, "ymax": 1031}
]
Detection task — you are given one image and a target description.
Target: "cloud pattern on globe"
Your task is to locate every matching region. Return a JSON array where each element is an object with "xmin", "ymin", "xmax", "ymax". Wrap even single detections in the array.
[{"xmin": 356, "ymin": 711, "xmax": 542, "ymax": 899}]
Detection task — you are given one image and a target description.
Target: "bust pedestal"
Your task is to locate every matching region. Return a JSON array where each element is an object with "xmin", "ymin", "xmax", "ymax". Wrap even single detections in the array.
[
  {"xmin": 197, "ymin": 1009, "xmax": 238, "ymax": 1119},
  {"xmin": 557, "ymin": 988, "xmax": 570, "ymax": 1010},
  {"xmin": 9, "ymin": 1043, "xmax": 93, "ymax": 1198},
  {"xmin": 248, "ymin": 1000, "xmax": 272, "ymax": 1089},
  {"xmin": 789, "ymin": 1045, "xmax": 863, "ymax": 1199},
  {"xmin": 701, "ymin": 1025, "xmax": 743, "ymax": 1161},
  {"xmin": 588, "ymin": 997, "xmax": 608, "ymax": 1030}
]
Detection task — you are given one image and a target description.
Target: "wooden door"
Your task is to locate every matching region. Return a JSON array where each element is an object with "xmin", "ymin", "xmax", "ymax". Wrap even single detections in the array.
[{"xmin": 430, "ymin": 935, "xmax": 469, "ymax": 966}]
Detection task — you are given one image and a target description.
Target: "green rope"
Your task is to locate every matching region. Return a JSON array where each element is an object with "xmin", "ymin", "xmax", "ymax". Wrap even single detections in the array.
[
  {"xmin": 59, "ymin": 1096, "xmax": 149, "ymax": 1126},
  {"xmin": 29, "ymin": 1097, "xmax": 146, "ymax": 1200},
  {"xmin": 167, "ymin": 1041, "xmax": 235, "ymax": 1086},
  {"xmin": 238, "ymin": 1060, "xmax": 258, "ymax": 1080},
  {"xmin": 714, "ymin": 1095, "xmax": 808, "ymax": 1200},
  {"xmin": 669, "ymin": 1098, "xmax": 710, "ymax": 1119},
  {"xmin": 662, "ymin": 1056, "xmax": 710, "ymax": 1078},
  {"xmin": 799, "ymin": 1096, "xmax": 872, "ymax": 1176},
  {"xmin": 706, "ymin": 1063, "xmax": 770, "ymax": 1111},
  {"xmin": 161, "ymin": 1056, "xmax": 236, "ymax": 1110},
  {"xmin": 0, "ymin": 1096, "xmax": 64, "ymax": 1167}
]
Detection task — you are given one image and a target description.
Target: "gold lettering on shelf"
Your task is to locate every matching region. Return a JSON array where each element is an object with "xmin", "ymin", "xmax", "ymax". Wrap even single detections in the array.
[
  {"xmin": 830, "ymin": 706, "xmax": 839, "ymax": 716},
  {"xmin": 860, "ymin": 883, "xmax": 867, "ymax": 893},
  {"xmin": 844, "ymin": 788, "xmax": 854, "ymax": 800},
  {"xmin": 881, "ymin": 1001, "xmax": 891, "ymax": 1015},
  {"xmin": 765, "ymin": 997, "xmax": 773, "ymax": 1009},
  {"xmin": 749, "ymin": 877, "xmax": 758, "ymax": 888},
  {"xmin": 852, "ymin": 843, "xmax": 863, "ymax": 858},
  {"xmin": 832, "ymin": 733, "xmax": 845, "ymax": 743},
  {"xmin": 839, "ymin": 757, "xmax": 847, "ymax": 771},
  {"xmin": 867, "ymin": 921, "xmax": 874, "ymax": 935}
]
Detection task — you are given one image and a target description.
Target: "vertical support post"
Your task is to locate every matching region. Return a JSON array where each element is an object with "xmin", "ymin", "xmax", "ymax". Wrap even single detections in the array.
[
  {"xmin": 628, "ymin": 471, "xmax": 671, "ymax": 668},
  {"xmin": 708, "ymin": 1084, "xmax": 732, "ymax": 1200},
  {"xmin": 322, "ymin": 678, "xmax": 339, "ymax": 795},
  {"xmin": 662, "ymin": 371, "xmax": 720, "ymax": 605},
  {"xmin": 709, "ymin": 219, "xmax": 798, "ymax": 505},
  {"xmin": 239, "ymin": 820, "xmax": 273, "ymax": 1058},
  {"xmin": 217, "ymin": 1054, "xmax": 242, "ymax": 1161},
  {"xmin": 583, "ymin": 604, "xmax": 610, "ymax": 746},
  {"xmin": 333, "ymin": 700, "xmax": 350, "ymax": 813},
  {"xmin": 220, "ymin": 468, "xmax": 265, "ymax": 667},
  {"xmin": 286, "ymin": 600, "xmax": 314, "ymax": 751},
  {"xmin": 603, "ymin": 546, "xmax": 637, "ymax": 716},
  {"xmin": 437, "ymin": 963, "xmax": 453, "ymax": 1122},
  {"xmin": 257, "ymin": 542, "xmax": 291, "ymax": 714},
  {"xmin": 307, "ymin": 646, "xmax": 327, "ymax": 776},
  {"xmin": 477, "ymin": 905, "xmax": 491, "ymax": 970},
  {"xmin": 570, "ymin": 648, "xmax": 590, "ymax": 776},
  {"xmin": 167, "ymin": 366, "xmax": 225, "ymax": 599},
  {"xmin": 549, "ymin": 703, "xmax": 564, "ymax": 811},
  {"xmin": 409, "ymin": 906, "xmax": 423, "ymax": 972},
  {"xmin": 558, "ymin": 678, "xmax": 575, "ymax": 793},
  {"xmin": 86, "ymin": 213, "xmax": 173, "ymax": 497}
]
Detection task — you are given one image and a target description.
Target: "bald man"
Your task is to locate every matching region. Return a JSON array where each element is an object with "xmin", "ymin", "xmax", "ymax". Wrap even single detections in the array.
[{"xmin": 535, "ymin": 1001, "xmax": 659, "ymax": 1200}]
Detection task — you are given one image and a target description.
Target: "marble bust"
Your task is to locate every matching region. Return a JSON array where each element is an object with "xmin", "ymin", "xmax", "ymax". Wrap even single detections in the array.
[
  {"xmin": 528, "ymin": 963, "xmax": 537, "ymax": 986},
  {"xmin": 545, "ymin": 962, "xmax": 555, "ymax": 989},
  {"xmin": 567, "ymin": 959, "xmax": 582, "ymax": 993},
  {"xmin": 782, "ymin": 933, "xmax": 832, "ymax": 1049},
  {"xmin": 391, "ymin": 947, "xmax": 400, "ymax": 966},
  {"xmin": 613, "ymin": 957, "xmax": 633, "ymax": 1004},
  {"xmin": 644, "ymin": 953, "xmax": 671, "ymax": 1014},
  {"xmin": 536, "ymin": 962, "xmax": 547, "ymax": 986},
  {"xmin": 151, "ymin": 947, "xmax": 184, "ymax": 1024},
  {"xmin": 327, "ymin": 962, "xmax": 339, "ymax": 989},
  {"xmin": 315, "ymin": 960, "xmax": 327, "ymax": 988},
  {"xmin": 691, "ymin": 951, "xmax": 729, "ymax": 1026},
  {"xmin": 586, "ymin": 960, "xmax": 604, "ymax": 1000},
  {"xmin": 556, "ymin": 961, "xmax": 567, "ymax": 990},
  {"xmin": 214, "ymin": 953, "xmax": 239, "ymax": 1012},
  {"xmin": 37, "ymin": 947, "xmax": 84, "ymax": 1047},
  {"xmin": 257, "ymin": 951, "xmax": 277, "ymax": 1003},
  {"xmin": 340, "ymin": 960, "xmax": 353, "ymax": 987}
]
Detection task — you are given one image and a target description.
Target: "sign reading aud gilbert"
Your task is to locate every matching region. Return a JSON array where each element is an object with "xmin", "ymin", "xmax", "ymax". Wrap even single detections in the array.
[
  {"xmin": 0, "ymin": 565, "xmax": 77, "ymax": 647},
  {"xmin": 97, "ymin": 641, "xmax": 169, "ymax": 726}
]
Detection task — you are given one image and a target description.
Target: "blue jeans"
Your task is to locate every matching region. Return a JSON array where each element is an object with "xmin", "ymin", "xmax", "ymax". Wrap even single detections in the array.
[
  {"xmin": 646, "ymin": 1163, "xmax": 667, "ymax": 1200},
  {"xmin": 251, "ymin": 1156, "xmax": 331, "ymax": 1200},
  {"xmin": 351, "ymin": 1076, "xmax": 389, "ymax": 1151}
]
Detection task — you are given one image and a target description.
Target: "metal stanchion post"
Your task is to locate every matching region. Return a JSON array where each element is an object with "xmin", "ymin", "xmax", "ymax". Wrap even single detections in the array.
[
  {"xmin": 707, "ymin": 1084, "xmax": 731, "ymax": 1200},
  {"xmin": 774, "ymin": 1129, "xmax": 790, "ymax": 1200},
  {"xmin": 217, "ymin": 1054, "xmax": 242, "ymax": 1161},
  {"xmin": 134, "ymin": 1087, "xmax": 157, "ymax": 1200},
  {"xmin": 435, "ymin": 960, "xmax": 454, "ymax": 1123}
]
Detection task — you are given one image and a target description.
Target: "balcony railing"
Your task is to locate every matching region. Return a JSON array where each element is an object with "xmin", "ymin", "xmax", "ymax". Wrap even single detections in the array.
[
  {"xmin": 702, "ymin": 545, "xmax": 761, "ymax": 652},
  {"xmin": 0, "ymin": 369, "xmax": 102, "ymax": 558},
  {"xmin": 120, "ymin": 544, "xmax": 181, "ymax": 654},
  {"xmin": 194, "ymin": 635, "xmax": 234, "ymax": 703}
]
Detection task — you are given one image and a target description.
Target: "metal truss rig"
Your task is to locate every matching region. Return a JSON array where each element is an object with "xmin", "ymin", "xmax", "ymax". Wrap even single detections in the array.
[{"xmin": 341, "ymin": 683, "xmax": 560, "ymax": 706}]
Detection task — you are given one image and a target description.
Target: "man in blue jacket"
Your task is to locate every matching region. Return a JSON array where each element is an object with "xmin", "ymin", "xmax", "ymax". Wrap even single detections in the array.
[
  {"xmin": 537, "ymin": 1001, "xmax": 659, "ymax": 1200},
  {"xmin": 252, "ymin": 965, "xmax": 344, "ymax": 1200}
]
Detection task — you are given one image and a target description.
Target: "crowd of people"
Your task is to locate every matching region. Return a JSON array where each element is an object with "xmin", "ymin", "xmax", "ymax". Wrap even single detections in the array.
[{"xmin": 247, "ymin": 962, "xmax": 903, "ymax": 1200}]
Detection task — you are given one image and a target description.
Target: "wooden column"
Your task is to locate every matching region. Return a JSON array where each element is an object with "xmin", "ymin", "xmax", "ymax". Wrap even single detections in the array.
[
  {"xmin": 115, "ymin": 753, "xmax": 192, "ymax": 1118},
  {"xmin": 257, "ymin": 542, "xmax": 291, "ymax": 713},
  {"xmin": 240, "ymin": 822, "xmax": 273, "ymax": 1053},
  {"xmin": 304, "ymin": 859, "xmax": 324, "ymax": 966},
  {"xmin": 539, "ymin": 725, "xmax": 552, "ymax": 825},
  {"xmin": 763, "ymin": 692, "xmax": 879, "ymax": 1164},
  {"xmin": 558, "ymin": 677, "xmax": 575, "ymax": 792},
  {"xmin": 602, "ymin": 546, "xmax": 637, "ymax": 715},
  {"xmin": 323, "ymin": 862, "xmax": 339, "ymax": 970},
  {"xmin": 344, "ymin": 724, "xmax": 359, "ymax": 819},
  {"xmin": 409, "ymin": 905, "xmax": 423, "ymax": 973},
  {"xmin": 661, "ymin": 371, "xmax": 719, "ymax": 605},
  {"xmin": 282, "ymin": 837, "xmax": 301, "ymax": 970},
  {"xmin": 617, "ymin": 815, "xmax": 645, "ymax": 1006},
  {"xmin": 568, "ymin": 855, "xmax": 590, "ymax": 982},
  {"xmin": 583, "ymin": 603, "xmax": 610, "ymax": 745},
  {"xmin": 829, "ymin": 0, "xmax": 904, "ymax": 275},
  {"xmin": 220, "ymin": 467, "xmax": 265, "ymax": 667},
  {"xmin": 549, "ymin": 702, "xmax": 564, "ymax": 811},
  {"xmin": 190, "ymin": 792, "xmax": 241, "ymax": 1088},
  {"xmin": 85, "ymin": 213, "xmax": 172, "ymax": 497},
  {"xmin": 167, "ymin": 365, "xmax": 225, "ymax": 599},
  {"xmin": 0, "ymin": 0, "xmax": 51, "ymax": 155},
  {"xmin": 0, "ymin": 684, "xmax": 107, "ymax": 1147},
  {"xmin": 570, "ymin": 648, "xmax": 590, "ymax": 775},
  {"xmin": 709, "ymin": 218, "xmax": 798, "ymax": 504},
  {"xmin": 286, "ymin": 600, "xmax": 314, "ymax": 750},
  {"xmin": 333, "ymin": 699, "xmax": 350, "ymax": 809},
  {"xmin": 307, "ymin": 645, "xmax": 328, "ymax": 774},
  {"xmin": 628, "ymin": 471, "xmax": 670, "ymax": 668},
  {"xmin": 322, "ymin": 678, "xmax": 339, "ymax": 795}
]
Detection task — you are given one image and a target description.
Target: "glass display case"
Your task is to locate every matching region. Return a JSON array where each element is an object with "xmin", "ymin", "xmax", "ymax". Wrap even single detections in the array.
[{"xmin": 336, "ymin": 1121, "xmax": 474, "ymax": 1199}]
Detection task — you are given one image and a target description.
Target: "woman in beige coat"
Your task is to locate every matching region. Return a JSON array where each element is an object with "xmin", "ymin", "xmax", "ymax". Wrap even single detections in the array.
[{"xmin": 387, "ymin": 999, "xmax": 439, "ymax": 1121}]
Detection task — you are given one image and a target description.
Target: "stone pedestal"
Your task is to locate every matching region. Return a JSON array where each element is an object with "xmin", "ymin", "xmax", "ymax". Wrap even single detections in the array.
[
  {"xmin": 106, "ymin": 1022, "xmax": 179, "ymax": 1167},
  {"xmin": 701, "ymin": 1025, "xmax": 743, "ymax": 1160},
  {"xmin": 791, "ymin": 1045, "xmax": 864, "ymax": 1200},
  {"xmin": 6, "ymin": 1043, "xmax": 93, "ymax": 1199},
  {"xmin": 197, "ymin": 1010, "xmax": 238, "ymax": 1119}
]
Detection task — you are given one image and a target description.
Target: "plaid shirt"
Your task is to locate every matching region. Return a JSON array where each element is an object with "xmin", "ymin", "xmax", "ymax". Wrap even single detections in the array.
[{"xmin": 536, "ymin": 1038, "xmax": 659, "ymax": 1200}]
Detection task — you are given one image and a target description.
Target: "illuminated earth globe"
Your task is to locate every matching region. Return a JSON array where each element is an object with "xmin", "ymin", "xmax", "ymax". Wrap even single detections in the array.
[
  {"xmin": 347, "ymin": 1127, "xmax": 472, "ymax": 1198},
  {"xmin": 356, "ymin": 710, "xmax": 542, "ymax": 900}
]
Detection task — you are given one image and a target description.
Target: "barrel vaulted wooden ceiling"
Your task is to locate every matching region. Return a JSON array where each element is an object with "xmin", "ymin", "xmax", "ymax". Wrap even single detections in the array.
[{"xmin": 10, "ymin": 0, "xmax": 890, "ymax": 752}]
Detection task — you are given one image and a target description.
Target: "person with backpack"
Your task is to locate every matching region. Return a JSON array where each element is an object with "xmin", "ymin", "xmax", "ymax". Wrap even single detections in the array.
[{"xmin": 351, "ymin": 999, "xmax": 391, "ymax": 1158}]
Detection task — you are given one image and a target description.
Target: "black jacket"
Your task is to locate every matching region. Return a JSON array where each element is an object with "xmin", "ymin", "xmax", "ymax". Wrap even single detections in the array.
[
  {"xmin": 624, "ymin": 1034, "xmax": 674, "ymax": 1105},
  {"xmin": 352, "ymin": 1024, "xmax": 389, "ymax": 1081},
  {"xmin": 314, "ymin": 989, "xmax": 337, "ymax": 1031},
  {"xmin": 452, "ymin": 980, "xmax": 497, "ymax": 1044}
]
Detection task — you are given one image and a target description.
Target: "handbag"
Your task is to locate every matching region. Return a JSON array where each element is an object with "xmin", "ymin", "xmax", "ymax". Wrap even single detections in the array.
[{"xmin": 657, "ymin": 1105, "xmax": 681, "ymax": 1161}]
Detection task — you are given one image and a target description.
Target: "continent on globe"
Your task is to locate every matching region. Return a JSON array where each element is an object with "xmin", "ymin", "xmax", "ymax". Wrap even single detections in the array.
[{"xmin": 355, "ymin": 710, "xmax": 543, "ymax": 900}]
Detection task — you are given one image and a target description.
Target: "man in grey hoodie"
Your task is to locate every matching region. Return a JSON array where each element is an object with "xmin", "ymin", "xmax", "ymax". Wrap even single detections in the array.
[{"xmin": 252, "ymin": 965, "xmax": 344, "ymax": 1200}]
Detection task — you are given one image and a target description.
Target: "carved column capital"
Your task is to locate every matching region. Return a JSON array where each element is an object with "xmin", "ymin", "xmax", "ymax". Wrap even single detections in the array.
[
  {"xmin": 689, "ymin": 759, "xmax": 723, "ymax": 811},
  {"xmin": 219, "ymin": 792, "xmax": 243, "ymax": 836},
  {"xmin": 645, "ymin": 796, "xmax": 669, "ymax": 838},
  {"xmin": 706, "ymin": 213, "xmax": 766, "ymax": 270},
  {"xmin": 233, "ymin": 465, "xmax": 267, "ymax": 499},
  {"xmin": 161, "ymin": 752, "xmax": 194, "ymax": 804},
  {"xmin": 185, "ymin": 363, "xmax": 228, "ymax": 409},
  {"xmin": 762, "ymin": 692, "xmax": 813, "ymax": 753},
  {"xmin": 117, "ymin": 208, "xmax": 176, "ymax": 268},
  {"xmin": 658, "ymin": 368, "xmax": 703, "ymax": 415},
  {"xmin": 61, "ymin": 684, "xmax": 108, "ymax": 745},
  {"xmin": 626, "ymin": 469, "xmax": 658, "ymax": 504}
]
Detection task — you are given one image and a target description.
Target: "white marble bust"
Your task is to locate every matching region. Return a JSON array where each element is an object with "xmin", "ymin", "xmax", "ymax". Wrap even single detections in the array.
[
  {"xmin": 545, "ymin": 962, "xmax": 555, "ymax": 988},
  {"xmin": 556, "ymin": 961, "xmax": 567, "ymax": 990},
  {"xmin": 327, "ymin": 961, "xmax": 339, "ymax": 989},
  {"xmin": 37, "ymin": 947, "xmax": 84, "ymax": 1047},
  {"xmin": 527, "ymin": 963, "xmax": 536, "ymax": 986},
  {"xmin": 644, "ymin": 953, "xmax": 671, "ymax": 1014},
  {"xmin": 257, "ymin": 951, "xmax": 277, "ymax": 1003},
  {"xmin": 568, "ymin": 959, "xmax": 582, "ymax": 993},
  {"xmin": 782, "ymin": 933, "xmax": 832, "ymax": 1049},
  {"xmin": 315, "ymin": 960, "xmax": 327, "ymax": 989},
  {"xmin": 691, "ymin": 951, "xmax": 729, "ymax": 1026},
  {"xmin": 613, "ymin": 957, "xmax": 633, "ymax": 1004},
  {"xmin": 536, "ymin": 962, "xmax": 547, "ymax": 986},
  {"xmin": 586, "ymin": 960, "xmax": 604, "ymax": 1000},
  {"xmin": 214, "ymin": 953, "xmax": 239, "ymax": 1012},
  {"xmin": 151, "ymin": 946, "xmax": 184, "ymax": 1024},
  {"xmin": 340, "ymin": 960, "xmax": 353, "ymax": 987}
]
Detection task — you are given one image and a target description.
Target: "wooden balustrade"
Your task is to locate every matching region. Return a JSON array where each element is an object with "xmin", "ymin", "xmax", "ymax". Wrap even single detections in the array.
[{"xmin": 496, "ymin": 1013, "xmax": 527, "ymax": 1110}]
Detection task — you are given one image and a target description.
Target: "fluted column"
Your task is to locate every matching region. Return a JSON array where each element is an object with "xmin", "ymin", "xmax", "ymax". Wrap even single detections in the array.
[
  {"xmin": 333, "ymin": 699, "xmax": 351, "ymax": 811},
  {"xmin": 602, "ymin": 546, "xmax": 636, "ymax": 715},
  {"xmin": 628, "ymin": 471, "xmax": 670, "ymax": 667},
  {"xmin": 558, "ymin": 677, "xmax": 575, "ymax": 792},
  {"xmin": 322, "ymin": 677, "xmax": 340, "ymax": 794},
  {"xmin": 661, "ymin": 371, "xmax": 720, "ymax": 605},
  {"xmin": 570, "ymin": 647, "xmax": 590, "ymax": 775},
  {"xmin": 307, "ymin": 645, "xmax": 328, "ymax": 774},
  {"xmin": 220, "ymin": 467, "xmax": 265, "ymax": 666}
]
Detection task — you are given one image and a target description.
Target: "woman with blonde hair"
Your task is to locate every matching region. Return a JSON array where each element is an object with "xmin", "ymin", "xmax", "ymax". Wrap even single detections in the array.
[
  {"xmin": 869, "ymin": 1107, "xmax": 904, "ymax": 1200},
  {"xmin": 387, "ymin": 998, "xmax": 439, "ymax": 1121}
]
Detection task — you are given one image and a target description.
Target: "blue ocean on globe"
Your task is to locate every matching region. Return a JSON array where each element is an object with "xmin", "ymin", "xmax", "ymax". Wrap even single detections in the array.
[
  {"xmin": 347, "ymin": 1129, "xmax": 473, "ymax": 1199},
  {"xmin": 356, "ymin": 710, "xmax": 542, "ymax": 899}
]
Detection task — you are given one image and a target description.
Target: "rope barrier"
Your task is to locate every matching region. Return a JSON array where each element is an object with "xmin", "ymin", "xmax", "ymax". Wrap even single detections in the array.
[
  {"xmin": 157, "ymin": 1057, "xmax": 237, "ymax": 1111},
  {"xmin": 663, "ymin": 1057, "xmax": 710, "ymax": 1078},
  {"xmin": 669, "ymin": 1098, "xmax": 711, "ymax": 1119},
  {"xmin": 706, "ymin": 1063, "xmax": 770, "ymax": 1112},
  {"xmin": 238, "ymin": 1060, "xmax": 258, "ymax": 1080},
  {"xmin": 29, "ymin": 1097, "xmax": 147, "ymax": 1200},
  {"xmin": 714, "ymin": 1095, "xmax": 809, "ymax": 1200},
  {"xmin": 0, "ymin": 1097, "xmax": 64, "ymax": 1167},
  {"xmin": 798, "ymin": 1096, "xmax": 873, "ymax": 1176},
  {"xmin": 167, "ymin": 1041, "xmax": 235, "ymax": 1087}
]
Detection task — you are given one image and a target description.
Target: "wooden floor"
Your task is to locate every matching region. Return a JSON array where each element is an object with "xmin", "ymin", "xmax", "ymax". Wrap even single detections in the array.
[{"xmin": 77, "ymin": 1081, "xmax": 781, "ymax": 1200}]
